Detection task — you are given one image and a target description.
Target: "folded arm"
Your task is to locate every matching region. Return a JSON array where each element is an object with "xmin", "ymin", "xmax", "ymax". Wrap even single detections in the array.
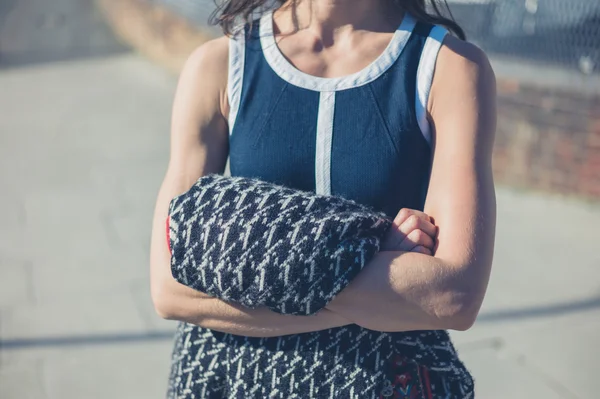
[
  {"xmin": 150, "ymin": 38, "xmax": 353, "ymax": 336},
  {"xmin": 152, "ymin": 36, "xmax": 496, "ymax": 336},
  {"xmin": 326, "ymin": 37, "xmax": 497, "ymax": 332}
]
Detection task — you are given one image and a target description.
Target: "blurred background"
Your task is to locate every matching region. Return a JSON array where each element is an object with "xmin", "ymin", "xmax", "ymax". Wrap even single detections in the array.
[{"xmin": 0, "ymin": 0, "xmax": 598, "ymax": 398}]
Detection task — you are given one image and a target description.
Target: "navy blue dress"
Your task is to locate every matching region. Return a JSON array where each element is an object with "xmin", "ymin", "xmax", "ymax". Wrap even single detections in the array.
[{"xmin": 167, "ymin": 10, "xmax": 474, "ymax": 399}]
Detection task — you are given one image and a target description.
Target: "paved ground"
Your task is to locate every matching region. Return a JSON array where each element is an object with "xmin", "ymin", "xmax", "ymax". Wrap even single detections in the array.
[
  {"xmin": 0, "ymin": 0, "xmax": 127, "ymax": 68},
  {"xmin": 1, "ymin": 2, "xmax": 599, "ymax": 399}
]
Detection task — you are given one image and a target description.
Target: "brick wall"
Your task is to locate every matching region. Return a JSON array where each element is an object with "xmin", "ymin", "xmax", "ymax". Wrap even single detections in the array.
[
  {"xmin": 494, "ymin": 81, "xmax": 600, "ymax": 199},
  {"xmin": 98, "ymin": 0, "xmax": 600, "ymax": 200}
]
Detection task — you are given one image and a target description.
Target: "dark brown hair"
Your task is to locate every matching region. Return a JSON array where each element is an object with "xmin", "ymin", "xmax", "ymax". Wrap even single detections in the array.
[{"xmin": 210, "ymin": 0, "xmax": 466, "ymax": 40}]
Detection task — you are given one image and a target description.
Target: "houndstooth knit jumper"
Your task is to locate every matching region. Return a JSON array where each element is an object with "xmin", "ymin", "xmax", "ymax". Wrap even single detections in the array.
[{"xmin": 166, "ymin": 175, "xmax": 474, "ymax": 398}]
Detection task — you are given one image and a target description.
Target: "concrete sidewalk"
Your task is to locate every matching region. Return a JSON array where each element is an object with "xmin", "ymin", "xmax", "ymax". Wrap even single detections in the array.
[{"xmin": 0, "ymin": 54, "xmax": 177, "ymax": 399}]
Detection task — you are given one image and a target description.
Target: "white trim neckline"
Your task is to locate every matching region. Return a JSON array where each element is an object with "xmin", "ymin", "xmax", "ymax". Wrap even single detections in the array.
[{"xmin": 260, "ymin": 11, "xmax": 417, "ymax": 92}]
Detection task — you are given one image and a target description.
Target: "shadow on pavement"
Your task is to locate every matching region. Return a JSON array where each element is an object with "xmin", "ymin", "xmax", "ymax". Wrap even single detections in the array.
[
  {"xmin": 0, "ymin": 0, "xmax": 129, "ymax": 69},
  {"xmin": 0, "ymin": 331, "xmax": 175, "ymax": 350},
  {"xmin": 2, "ymin": 294, "xmax": 600, "ymax": 350},
  {"xmin": 476, "ymin": 293, "xmax": 600, "ymax": 323}
]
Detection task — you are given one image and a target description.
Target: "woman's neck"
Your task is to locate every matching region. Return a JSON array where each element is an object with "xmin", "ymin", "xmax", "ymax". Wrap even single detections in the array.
[{"xmin": 277, "ymin": 0, "xmax": 402, "ymax": 40}]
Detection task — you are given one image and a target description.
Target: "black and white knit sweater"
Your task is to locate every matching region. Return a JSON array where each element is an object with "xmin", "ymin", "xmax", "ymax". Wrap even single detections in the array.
[
  {"xmin": 168, "ymin": 174, "xmax": 391, "ymax": 316},
  {"xmin": 167, "ymin": 175, "xmax": 474, "ymax": 398}
]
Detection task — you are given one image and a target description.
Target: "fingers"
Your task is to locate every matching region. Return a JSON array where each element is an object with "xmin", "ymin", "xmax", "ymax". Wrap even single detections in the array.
[
  {"xmin": 381, "ymin": 208, "xmax": 438, "ymax": 253},
  {"xmin": 393, "ymin": 208, "xmax": 430, "ymax": 226},
  {"xmin": 393, "ymin": 209, "xmax": 436, "ymax": 238},
  {"xmin": 398, "ymin": 228, "xmax": 435, "ymax": 252},
  {"xmin": 395, "ymin": 213, "xmax": 437, "ymax": 240}
]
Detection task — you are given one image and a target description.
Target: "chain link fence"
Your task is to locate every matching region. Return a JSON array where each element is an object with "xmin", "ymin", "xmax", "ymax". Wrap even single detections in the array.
[{"xmin": 448, "ymin": 0, "xmax": 599, "ymax": 76}]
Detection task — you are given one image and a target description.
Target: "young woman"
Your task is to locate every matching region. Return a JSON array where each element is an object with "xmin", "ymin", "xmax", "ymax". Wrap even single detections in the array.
[{"xmin": 150, "ymin": 0, "xmax": 497, "ymax": 397}]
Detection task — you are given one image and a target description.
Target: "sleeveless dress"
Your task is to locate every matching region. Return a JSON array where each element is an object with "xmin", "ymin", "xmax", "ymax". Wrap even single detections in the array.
[{"xmin": 167, "ymin": 11, "xmax": 475, "ymax": 399}]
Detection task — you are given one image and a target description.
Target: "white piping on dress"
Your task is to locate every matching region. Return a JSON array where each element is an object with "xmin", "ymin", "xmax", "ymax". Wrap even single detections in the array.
[
  {"xmin": 315, "ymin": 91, "xmax": 336, "ymax": 195},
  {"xmin": 415, "ymin": 26, "xmax": 448, "ymax": 145},
  {"xmin": 228, "ymin": 29, "xmax": 246, "ymax": 135}
]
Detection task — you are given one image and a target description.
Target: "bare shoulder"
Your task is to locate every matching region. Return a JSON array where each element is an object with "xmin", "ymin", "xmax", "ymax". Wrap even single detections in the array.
[
  {"xmin": 174, "ymin": 36, "xmax": 231, "ymax": 119},
  {"xmin": 429, "ymin": 35, "xmax": 496, "ymax": 119},
  {"xmin": 430, "ymin": 35, "xmax": 496, "ymax": 113},
  {"xmin": 178, "ymin": 36, "xmax": 230, "ymax": 99},
  {"xmin": 183, "ymin": 36, "xmax": 229, "ymax": 77},
  {"xmin": 436, "ymin": 35, "xmax": 495, "ymax": 83},
  {"xmin": 428, "ymin": 35, "xmax": 497, "ymax": 154}
]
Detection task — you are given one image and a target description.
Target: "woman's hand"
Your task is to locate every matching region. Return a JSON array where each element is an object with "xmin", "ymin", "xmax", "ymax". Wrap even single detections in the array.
[{"xmin": 380, "ymin": 208, "xmax": 438, "ymax": 255}]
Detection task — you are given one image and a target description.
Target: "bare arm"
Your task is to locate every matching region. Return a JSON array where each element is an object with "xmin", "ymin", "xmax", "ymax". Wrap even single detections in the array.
[
  {"xmin": 326, "ymin": 37, "xmax": 497, "ymax": 332},
  {"xmin": 150, "ymin": 37, "xmax": 351, "ymax": 337}
]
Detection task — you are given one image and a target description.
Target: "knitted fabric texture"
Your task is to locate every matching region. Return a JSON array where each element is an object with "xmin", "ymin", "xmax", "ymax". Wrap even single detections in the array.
[
  {"xmin": 166, "ymin": 175, "xmax": 475, "ymax": 398},
  {"xmin": 167, "ymin": 323, "xmax": 475, "ymax": 398},
  {"xmin": 168, "ymin": 174, "xmax": 391, "ymax": 315}
]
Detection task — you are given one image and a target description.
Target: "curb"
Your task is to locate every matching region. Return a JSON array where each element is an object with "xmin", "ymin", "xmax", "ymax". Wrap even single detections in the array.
[{"xmin": 96, "ymin": 0, "xmax": 217, "ymax": 73}]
